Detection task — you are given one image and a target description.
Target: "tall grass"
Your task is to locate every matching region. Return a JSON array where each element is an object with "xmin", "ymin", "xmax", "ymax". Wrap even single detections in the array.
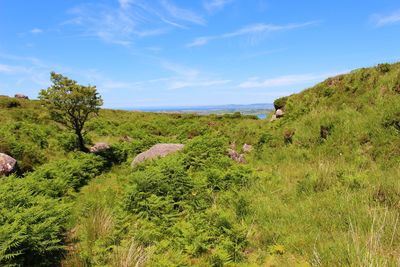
[
  {"xmin": 109, "ymin": 239, "xmax": 148, "ymax": 267},
  {"xmin": 348, "ymin": 208, "xmax": 400, "ymax": 266}
]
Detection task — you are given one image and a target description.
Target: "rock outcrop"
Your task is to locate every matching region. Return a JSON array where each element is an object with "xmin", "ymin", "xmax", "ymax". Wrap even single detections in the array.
[
  {"xmin": 227, "ymin": 148, "xmax": 246, "ymax": 164},
  {"xmin": 270, "ymin": 109, "xmax": 285, "ymax": 122},
  {"xmin": 90, "ymin": 142, "xmax": 111, "ymax": 153},
  {"xmin": 14, "ymin": 94, "xmax": 29, "ymax": 99},
  {"xmin": 242, "ymin": 144, "xmax": 253, "ymax": 153},
  {"xmin": 275, "ymin": 109, "xmax": 284, "ymax": 118},
  {"xmin": 131, "ymin": 144, "xmax": 184, "ymax": 166},
  {"xmin": 0, "ymin": 153, "xmax": 17, "ymax": 176}
]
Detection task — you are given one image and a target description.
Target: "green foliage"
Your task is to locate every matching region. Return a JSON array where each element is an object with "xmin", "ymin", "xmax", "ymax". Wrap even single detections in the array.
[
  {"xmin": 125, "ymin": 157, "xmax": 196, "ymax": 217},
  {"xmin": 273, "ymin": 96, "xmax": 288, "ymax": 110},
  {"xmin": 6, "ymin": 99, "xmax": 21, "ymax": 108},
  {"xmin": 183, "ymin": 134, "xmax": 230, "ymax": 170},
  {"xmin": 1, "ymin": 62, "xmax": 400, "ymax": 266},
  {"xmin": 93, "ymin": 143, "xmax": 128, "ymax": 165},
  {"xmin": 377, "ymin": 63, "xmax": 391, "ymax": 74},
  {"xmin": 0, "ymin": 97, "xmax": 24, "ymax": 109},
  {"xmin": 39, "ymin": 72, "xmax": 103, "ymax": 151},
  {"xmin": 29, "ymin": 153, "xmax": 106, "ymax": 192},
  {"xmin": 0, "ymin": 176, "xmax": 69, "ymax": 266},
  {"xmin": 0, "ymin": 122, "xmax": 49, "ymax": 173}
]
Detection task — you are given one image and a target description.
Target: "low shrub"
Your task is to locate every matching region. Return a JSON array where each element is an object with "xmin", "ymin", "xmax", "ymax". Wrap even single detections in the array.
[
  {"xmin": 377, "ymin": 63, "xmax": 391, "ymax": 74},
  {"xmin": 93, "ymin": 143, "xmax": 128, "ymax": 166},
  {"xmin": 0, "ymin": 176, "xmax": 69, "ymax": 266},
  {"xmin": 273, "ymin": 96, "xmax": 288, "ymax": 110},
  {"xmin": 183, "ymin": 134, "xmax": 230, "ymax": 170},
  {"xmin": 29, "ymin": 153, "xmax": 106, "ymax": 192},
  {"xmin": 283, "ymin": 129, "xmax": 296, "ymax": 144}
]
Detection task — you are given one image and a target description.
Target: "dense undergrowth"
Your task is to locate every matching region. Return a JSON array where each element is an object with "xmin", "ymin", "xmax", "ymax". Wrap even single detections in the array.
[{"xmin": 0, "ymin": 62, "xmax": 399, "ymax": 266}]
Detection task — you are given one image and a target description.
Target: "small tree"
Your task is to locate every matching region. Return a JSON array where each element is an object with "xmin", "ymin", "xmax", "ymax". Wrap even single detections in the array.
[{"xmin": 39, "ymin": 72, "xmax": 103, "ymax": 152}]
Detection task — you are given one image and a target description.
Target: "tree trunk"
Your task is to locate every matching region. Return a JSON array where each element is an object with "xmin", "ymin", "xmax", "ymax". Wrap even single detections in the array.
[{"xmin": 76, "ymin": 130, "xmax": 88, "ymax": 152}]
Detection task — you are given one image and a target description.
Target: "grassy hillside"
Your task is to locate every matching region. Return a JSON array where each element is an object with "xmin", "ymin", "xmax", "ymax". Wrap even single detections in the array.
[{"xmin": 0, "ymin": 62, "xmax": 399, "ymax": 266}]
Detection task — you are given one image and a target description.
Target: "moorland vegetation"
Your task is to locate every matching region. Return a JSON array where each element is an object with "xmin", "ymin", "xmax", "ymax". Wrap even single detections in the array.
[{"xmin": 0, "ymin": 62, "xmax": 399, "ymax": 266}]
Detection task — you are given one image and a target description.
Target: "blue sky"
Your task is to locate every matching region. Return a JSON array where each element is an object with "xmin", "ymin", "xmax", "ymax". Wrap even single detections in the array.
[{"xmin": 1, "ymin": 0, "xmax": 400, "ymax": 108}]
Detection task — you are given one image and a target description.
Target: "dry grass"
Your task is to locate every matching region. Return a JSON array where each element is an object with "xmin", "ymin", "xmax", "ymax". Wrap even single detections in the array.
[
  {"xmin": 110, "ymin": 239, "xmax": 148, "ymax": 267},
  {"xmin": 348, "ymin": 208, "xmax": 400, "ymax": 266}
]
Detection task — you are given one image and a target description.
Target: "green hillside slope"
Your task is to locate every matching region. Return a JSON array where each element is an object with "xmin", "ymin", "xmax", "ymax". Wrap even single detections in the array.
[{"xmin": 0, "ymin": 62, "xmax": 399, "ymax": 266}]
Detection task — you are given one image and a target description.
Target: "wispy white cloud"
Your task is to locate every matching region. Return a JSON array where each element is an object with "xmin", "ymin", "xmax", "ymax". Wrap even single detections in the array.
[
  {"xmin": 204, "ymin": 0, "xmax": 234, "ymax": 12},
  {"xmin": 63, "ymin": 0, "xmax": 205, "ymax": 46},
  {"xmin": 239, "ymin": 72, "xmax": 341, "ymax": 89},
  {"xmin": 372, "ymin": 10, "xmax": 400, "ymax": 27},
  {"xmin": 162, "ymin": 61, "xmax": 200, "ymax": 77},
  {"xmin": 64, "ymin": 1, "xmax": 143, "ymax": 46},
  {"xmin": 239, "ymin": 48, "xmax": 287, "ymax": 60},
  {"xmin": 0, "ymin": 54, "xmax": 44, "ymax": 66},
  {"xmin": 0, "ymin": 54, "xmax": 60, "ymax": 93},
  {"xmin": 118, "ymin": 0, "xmax": 132, "ymax": 10},
  {"xmin": 0, "ymin": 63, "xmax": 29, "ymax": 74},
  {"xmin": 161, "ymin": 0, "xmax": 206, "ymax": 25},
  {"xmin": 30, "ymin": 28, "xmax": 43, "ymax": 34},
  {"xmin": 187, "ymin": 21, "xmax": 318, "ymax": 47},
  {"xmin": 161, "ymin": 18, "xmax": 188, "ymax": 29},
  {"xmin": 168, "ymin": 79, "xmax": 231, "ymax": 90},
  {"xmin": 160, "ymin": 61, "xmax": 231, "ymax": 90}
]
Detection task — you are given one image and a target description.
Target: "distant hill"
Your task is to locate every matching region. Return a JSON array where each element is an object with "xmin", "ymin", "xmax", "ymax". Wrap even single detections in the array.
[{"xmin": 128, "ymin": 103, "xmax": 274, "ymax": 116}]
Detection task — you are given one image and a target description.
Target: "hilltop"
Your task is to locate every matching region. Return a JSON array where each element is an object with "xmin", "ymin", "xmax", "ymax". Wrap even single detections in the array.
[{"xmin": 0, "ymin": 62, "xmax": 399, "ymax": 266}]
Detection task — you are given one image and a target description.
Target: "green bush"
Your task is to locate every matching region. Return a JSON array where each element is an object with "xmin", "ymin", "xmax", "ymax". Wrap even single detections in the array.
[
  {"xmin": 125, "ymin": 157, "xmax": 198, "ymax": 220},
  {"xmin": 56, "ymin": 132, "xmax": 81, "ymax": 152},
  {"xmin": 183, "ymin": 134, "xmax": 230, "ymax": 170},
  {"xmin": 29, "ymin": 153, "xmax": 106, "ymax": 192},
  {"xmin": 0, "ymin": 97, "xmax": 21, "ymax": 108},
  {"xmin": 0, "ymin": 176, "xmax": 69, "ymax": 266},
  {"xmin": 6, "ymin": 99, "xmax": 21, "ymax": 108},
  {"xmin": 204, "ymin": 166, "xmax": 255, "ymax": 192},
  {"xmin": 92, "ymin": 143, "xmax": 128, "ymax": 166},
  {"xmin": 377, "ymin": 63, "xmax": 391, "ymax": 74},
  {"xmin": 273, "ymin": 96, "xmax": 288, "ymax": 110}
]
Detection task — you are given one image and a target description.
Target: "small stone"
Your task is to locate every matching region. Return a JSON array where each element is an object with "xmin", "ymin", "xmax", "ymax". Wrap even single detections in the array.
[
  {"xmin": 275, "ymin": 109, "xmax": 284, "ymax": 118},
  {"xmin": 90, "ymin": 142, "xmax": 111, "ymax": 153},
  {"xmin": 227, "ymin": 148, "xmax": 246, "ymax": 164},
  {"xmin": 0, "ymin": 153, "xmax": 17, "ymax": 176},
  {"xmin": 242, "ymin": 144, "xmax": 253, "ymax": 153},
  {"xmin": 14, "ymin": 94, "xmax": 29, "ymax": 99}
]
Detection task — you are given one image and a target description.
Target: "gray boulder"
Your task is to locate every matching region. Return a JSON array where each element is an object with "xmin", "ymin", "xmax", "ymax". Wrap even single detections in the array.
[
  {"xmin": 227, "ymin": 148, "xmax": 246, "ymax": 164},
  {"xmin": 90, "ymin": 142, "xmax": 110, "ymax": 153},
  {"xmin": 132, "ymin": 144, "xmax": 184, "ymax": 166},
  {"xmin": 242, "ymin": 143, "xmax": 253, "ymax": 153},
  {"xmin": 14, "ymin": 94, "xmax": 29, "ymax": 99},
  {"xmin": 0, "ymin": 153, "xmax": 17, "ymax": 176},
  {"xmin": 275, "ymin": 109, "xmax": 284, "ymax": 118}
]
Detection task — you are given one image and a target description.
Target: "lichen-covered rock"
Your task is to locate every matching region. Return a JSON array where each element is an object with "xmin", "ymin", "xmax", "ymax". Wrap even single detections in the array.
[
  {"xmin": 0, "ymin": 153, "xmax": 17, "ymax": 176},
  {"xmin": 90, "ymin": 142, "xmax": 111, "ymax": 153},
  {"xmin": 131, "ymin": 144, "xmax": 185, "ymax": 166},
  {"xmin": 14, "ymin": 93, "xmax": 29, "ymax": 99},
  {"xmin": 227, "ymin": 148, "xmax": 238, "ymax": 158},
  {"xmin": 227, "ymin": 148, "xmax": 246, "ymax": 164},
  {"xmin": 275, "ymin": 109, "xmax": 285, "ymax": 118},
  {"xmin": 242, "ymin": 144, "xmax": 253, "ymax": 153}
]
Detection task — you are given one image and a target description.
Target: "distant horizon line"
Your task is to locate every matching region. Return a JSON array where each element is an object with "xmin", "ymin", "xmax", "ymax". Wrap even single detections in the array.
[{"xmin": 111, "ymin": 102, "xmax": 274, "ymax": 111}]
